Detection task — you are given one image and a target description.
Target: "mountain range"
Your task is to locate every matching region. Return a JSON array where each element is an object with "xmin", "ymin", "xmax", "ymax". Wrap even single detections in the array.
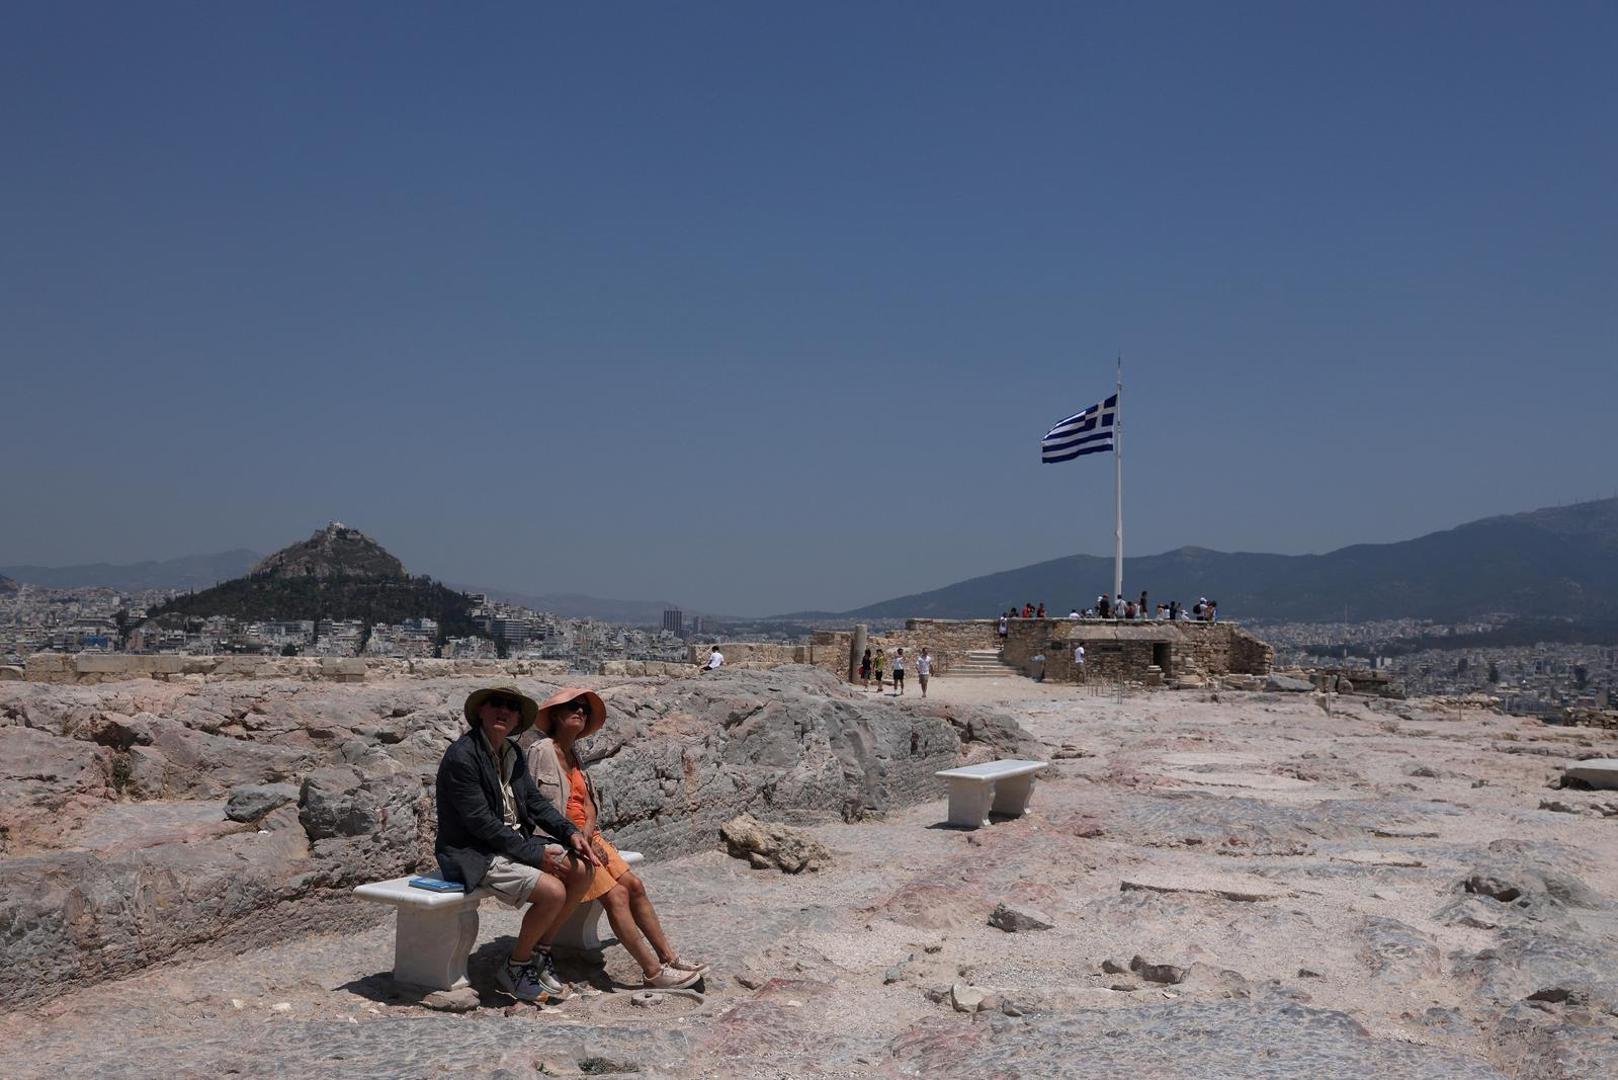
[
  {"xmin": 809, "ymin": 498, "xmax": 1618, "ymax": 623},
  {"xmin": 6, "ymin": 497, "xmax": 1616, "ymax": 626},
  {"xmin": 0, "ymin": 550, "xmax": 261, "ymax": 591}
]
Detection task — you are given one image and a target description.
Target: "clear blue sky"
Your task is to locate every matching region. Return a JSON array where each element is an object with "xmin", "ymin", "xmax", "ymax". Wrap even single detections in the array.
[{"xmin": 4, "ymin": 2, "xmax": 1614, "ymax": 615}]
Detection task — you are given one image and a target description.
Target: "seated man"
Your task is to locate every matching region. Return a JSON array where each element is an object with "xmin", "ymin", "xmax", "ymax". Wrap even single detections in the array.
[{"xmin": 435, "ymin": 685, "xmax": 600, "ymax": 1002}]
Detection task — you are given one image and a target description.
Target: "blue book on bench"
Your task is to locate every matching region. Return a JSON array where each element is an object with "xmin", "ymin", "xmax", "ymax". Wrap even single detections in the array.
[{"xmin": 408, "ymin": 876, "xmax": 466, "ymax": 893}]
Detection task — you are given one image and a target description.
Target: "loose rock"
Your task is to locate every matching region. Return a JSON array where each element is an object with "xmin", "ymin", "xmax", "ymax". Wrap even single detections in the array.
[
  {"xmin": 987, "ymin": 902, "xmax": 1054, "ymax": 933},
  {"xmin": 719, "ymin": 813, "xmax": 832, "ymax": 873}
]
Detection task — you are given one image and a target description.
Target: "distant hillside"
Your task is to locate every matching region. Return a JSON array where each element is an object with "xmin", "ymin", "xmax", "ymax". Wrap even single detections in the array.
[
  {"xmin": 823, "ymin": 498, "xmax": 1618, "ymax": 624},
  {"xmin": 0, "ymin": 550, "xmax": 261, "ymax": 591},
  {"xmin": 146, "ymin": 524, "xmax": 480, "ymax": 638},
  {"xmin": 0, "ymin": 573, "xmax": 18, "ymax": 596},
  {"xmin": 251, "ymin": 523, "xmax": 404, "ymax": 579}
]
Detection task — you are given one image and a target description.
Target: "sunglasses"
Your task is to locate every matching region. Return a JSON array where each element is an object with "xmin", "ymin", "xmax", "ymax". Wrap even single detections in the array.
[
  {"xmin": 562, "ymin": 700, "xmax": 591, "ymax": 715},
  {"xmin": 485, "ymin": 695, "xmax": 524, "ymax": 712}
]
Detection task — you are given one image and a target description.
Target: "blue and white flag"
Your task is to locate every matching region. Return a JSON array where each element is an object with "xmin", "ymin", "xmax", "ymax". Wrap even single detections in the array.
[{"xmin": 1041, "ymin": 393, "xmax": 1118, "ymax": 463}]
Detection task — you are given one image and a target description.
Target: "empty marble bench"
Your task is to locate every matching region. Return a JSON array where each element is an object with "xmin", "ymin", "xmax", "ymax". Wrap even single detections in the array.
[
  {"xmin": 1562, "ymin": 758, "xmax": 1618, "ymax": 791},
  {"xmin": 354, "ymin": 849, "xmax": 642, "ymax": 991},
  {"xmin": 934, "ymin": 759, "xmax": 1049, "ymax": 829}
]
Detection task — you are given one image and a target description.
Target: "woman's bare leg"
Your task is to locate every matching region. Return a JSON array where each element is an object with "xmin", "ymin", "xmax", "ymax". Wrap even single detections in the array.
[
  {"xmin": 600, "ymin": 882, "xmax": 660, "ymax": 977},
  {"xmin": 618, "ymin": 872, "xmax": 680, "ymax": 966}
]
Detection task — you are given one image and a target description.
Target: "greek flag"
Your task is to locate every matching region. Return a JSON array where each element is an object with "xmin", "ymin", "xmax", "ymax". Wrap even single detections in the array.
[{"xmin": 1041, "ymin": 394, "xmax": 1118, "ymax": 463}]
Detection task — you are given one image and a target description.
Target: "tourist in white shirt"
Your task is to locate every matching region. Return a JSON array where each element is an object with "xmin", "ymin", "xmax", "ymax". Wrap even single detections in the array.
[
  {"xmin": 1073, "ymin": 643, "xmax": 1086, "ymax": 681},
  {"xmin": 916, "ymin": 649, "xmax": 932, "ymax": 698},
  {"xmin": 702, "ymin": 646, "xmax": 724, "ymax": 671}
]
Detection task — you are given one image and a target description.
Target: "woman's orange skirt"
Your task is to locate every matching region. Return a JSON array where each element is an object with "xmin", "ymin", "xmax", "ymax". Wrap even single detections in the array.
[{"xmin": 581, "ymin": 833, "xmax": 634, "ymax": 903}]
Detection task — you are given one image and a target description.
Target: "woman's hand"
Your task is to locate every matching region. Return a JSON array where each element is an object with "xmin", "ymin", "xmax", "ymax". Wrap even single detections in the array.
[{"xmin": 568, "ymin": 829, "xmax": 603, "ymax": 867}]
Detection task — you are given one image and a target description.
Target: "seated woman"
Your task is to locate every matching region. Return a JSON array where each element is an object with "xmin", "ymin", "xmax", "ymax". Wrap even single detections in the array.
[{"xmin": 528, "ymin": 687, "xmax": 709, "ymax": 990}]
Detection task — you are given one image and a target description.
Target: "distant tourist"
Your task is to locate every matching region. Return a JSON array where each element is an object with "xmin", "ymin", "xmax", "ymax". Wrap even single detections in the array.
[
  {"xmin": 1073, "ymin": 642, "xmax": 1086, "ymax": 680},
  {"xmin": 1139, "ymin": 591, "xmax": 1149, "ymax": 618},
  {"xmin": 1035, "ymin": 603, "xmax": 1046, "ymax": 618},
  {"xmin": 1115, "ymin": 594, "xmax": 1125, "ymax": 619},
  {"xmin": 916, "ymin": 648, "xmax": 932, "ymax": 697},
  {"xmin": 528, "ymin": 689, "xmax": 707, "ymax": 991},
  {"xmin": 1156, "ymin": 604, "xmax": 1168, "ymax": 620},
  {"xmin": 1098, "ymin": 594, "xmax": 1111, "ymax": 620},
  {"xmin": 702, "ymin": 645, "xmax": 725, "ymax": 671},
  {"xmin": 1192, "ymin": 598, "xmax": 1205, "ymax": 620},
  {"xmin": 1169, "ymin": 600, "xmax": 1180, "ymax": 621},
  {"xmin": 872, "ymin": 647, "xmax": 886, "ymax": 689},
  {"xmin": 1124, "ymin": 600, "xmax": 1137, "ymax": 620},
  {"xmin": 434, "ymin": 686, "xmax": 599, "ymax": 1003},
  {"xmin": 1207, "ymin": 600, "xmax": 1219, "ymax": 622},
  {"xmin": 860, "ymin": 647, "xmax": 872, "ymax": 688},
  {"xmin": 1022, "ymin": 603, "xmax": 1034, "ymax": 619},
  {"xmin": 1032, "ymin": 652, "xmax": 1046, "ymax": 682},
  {"xmin": 997, "ymin": 614, "xmax": 1009, "ymax": 646},
  {"xmin": 1068, "ymin": 607, "xmax": 1081, "ymax": 620},
  {"xmin": 892, "ymin": 648, "xmax": 906, "ymax": 695}
]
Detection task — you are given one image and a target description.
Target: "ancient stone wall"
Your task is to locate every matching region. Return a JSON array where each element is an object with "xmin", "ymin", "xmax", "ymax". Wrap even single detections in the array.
[
  {"xmin": 805, "ymin": 621, "xmax": 1001, "ymax": 681},
  {"xmin": 997, "ymin": 619, "xmax": 1274, "ymax": 683}
]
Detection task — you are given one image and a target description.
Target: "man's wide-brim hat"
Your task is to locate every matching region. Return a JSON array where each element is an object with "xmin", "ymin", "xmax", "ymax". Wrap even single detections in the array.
[
  {"xmin": 463, "ymin": 685, "xmax": 540, "ymax": 736},
  {"xmin": 535, "ymin": 687, "xmax": 607, "ymax": 738}
]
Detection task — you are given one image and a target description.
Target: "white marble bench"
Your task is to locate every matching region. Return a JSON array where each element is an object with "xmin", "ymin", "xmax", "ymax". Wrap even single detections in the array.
[
  {"xmin": 1562, "ymin": 758, "xmax": 1618, "ymax": 791},
  {"xmin": 934, "ymin": 759, "xmax": 1048, "ymax": 828},
  {"xmin": 354, "ymin": 850, "xmax": 643, "ymax": 990}
]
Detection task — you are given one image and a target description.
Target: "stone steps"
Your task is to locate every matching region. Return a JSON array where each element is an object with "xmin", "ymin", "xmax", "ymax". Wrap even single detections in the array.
[{"xmin": 950, "ymin": 650, "xmax": 1021, "ymax": 678}]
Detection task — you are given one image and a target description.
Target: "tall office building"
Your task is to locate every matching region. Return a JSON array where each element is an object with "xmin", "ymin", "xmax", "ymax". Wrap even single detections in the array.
[{"xmin": 662, "ymin": 609, "xmax": 684, "ymax": 637}]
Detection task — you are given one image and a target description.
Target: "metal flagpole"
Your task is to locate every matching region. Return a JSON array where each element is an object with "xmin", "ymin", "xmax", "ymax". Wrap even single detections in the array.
[{"xmin": 1113, "ymin": 356, "xmax": 1124, "ymax": 606}]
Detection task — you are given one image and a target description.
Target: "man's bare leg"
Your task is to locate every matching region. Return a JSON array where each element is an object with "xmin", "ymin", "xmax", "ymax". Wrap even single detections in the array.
[
  {"xmin": 512, "ymin": 872, "xmax": 567, "ymax": 964},
  {"xmin": 538, "ymin": 859, "xmax": 594, "ymax": 944}
]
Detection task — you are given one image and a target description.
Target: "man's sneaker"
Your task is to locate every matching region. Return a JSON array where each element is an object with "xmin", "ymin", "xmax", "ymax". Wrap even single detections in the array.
[
  {"xmin": 532, "ymin": 948, "xmax": 567, "ymax": 997},
  {"xmin": 496, "ymin": 957, "xmax": 547, "ymax": 1002},
  {"xmin": 643, "ymin": 965, "xmax": 702, "ymax": 991}
]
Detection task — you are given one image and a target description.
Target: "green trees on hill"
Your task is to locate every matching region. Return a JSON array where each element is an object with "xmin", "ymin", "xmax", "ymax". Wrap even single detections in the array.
[{"xmin": 146, "ymin": 573, "xmax": 483, "ymax": 639}]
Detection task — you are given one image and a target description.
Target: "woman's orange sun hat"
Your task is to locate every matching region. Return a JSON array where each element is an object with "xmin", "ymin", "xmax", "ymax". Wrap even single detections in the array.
[{"xmin": 535, "ymin": 687, "xmax": 607, "ymax": 738}]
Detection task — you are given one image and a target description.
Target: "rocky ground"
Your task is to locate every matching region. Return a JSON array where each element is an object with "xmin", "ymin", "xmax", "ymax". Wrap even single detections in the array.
[{"xmin": 5, "ymin": 673, "xmax": 1618, "ymax": 1078}]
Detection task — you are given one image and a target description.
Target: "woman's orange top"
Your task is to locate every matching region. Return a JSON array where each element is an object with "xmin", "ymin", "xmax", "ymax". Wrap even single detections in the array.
[{"xmin": 563, "ymin": 757, "xmax": 593, "ymax": 832}]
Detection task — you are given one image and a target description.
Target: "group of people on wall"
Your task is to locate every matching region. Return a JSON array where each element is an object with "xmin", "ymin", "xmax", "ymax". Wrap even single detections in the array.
[{"xmin": 996, "ymin": 593, "xmax": 1219, "ymax": 639}]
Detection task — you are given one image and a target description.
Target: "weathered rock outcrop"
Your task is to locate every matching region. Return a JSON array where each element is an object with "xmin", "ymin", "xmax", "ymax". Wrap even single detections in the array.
[{"xmin": 0, "ymin": 666, "xmax": 1033, "ymax": 1007}]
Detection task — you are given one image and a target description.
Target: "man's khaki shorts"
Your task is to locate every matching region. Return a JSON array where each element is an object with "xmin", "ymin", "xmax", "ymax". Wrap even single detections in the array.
[{"xmin": 480, "ymin": 846, "xmax": 564, "ymax": 907}]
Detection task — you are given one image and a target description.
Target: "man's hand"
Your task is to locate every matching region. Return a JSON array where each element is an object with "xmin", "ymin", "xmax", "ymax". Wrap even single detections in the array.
[{"xmin": 568, "ymin": 830, "xmax": 603, "ymax": 867}]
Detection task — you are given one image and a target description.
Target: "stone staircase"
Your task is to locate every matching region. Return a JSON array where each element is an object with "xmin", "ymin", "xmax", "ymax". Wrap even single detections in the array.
[{"xmin": 949, "ymin": 649, "xmax": 1021, "ymax": 678}]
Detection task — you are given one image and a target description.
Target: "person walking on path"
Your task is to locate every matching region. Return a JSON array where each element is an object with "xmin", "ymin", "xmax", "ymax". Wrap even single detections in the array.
[
  {"xmin": 528, "ymin": 688, "xmax": 707, "ymax": 991},
  {"xmin": 872, "ymin": 647, "xmax": 886, "ymax": 690},
  {"xmin": 859, "ymin": 647, "xmax": 872, "ymax": 689},
  {"xmin": 1073, "ymin": 642, "xmax": 1086, "ymax": 682},
  {"xmin": 997, "ymin": 614, "xmax": 1009, "ymax": 649},
  {"xmin": 916, "ymin": 648, "xmax": 932, "ymax": 698},
  {"xmin": 434, "ymin": 686, "xmax": 600, "ymax": 1003},
  {"xmin": 892, "ymin": 648, "xmax": 906, "ymax": 695}
]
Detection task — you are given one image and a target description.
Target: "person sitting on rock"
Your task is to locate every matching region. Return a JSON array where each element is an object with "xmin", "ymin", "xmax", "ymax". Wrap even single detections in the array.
[
  {"xmin": 434, "ymin": 686, "xmax": 600, "ymax": 1003},
  {"xmin": 528, "ymin": 687, "xmax": 708, "ymax": 991}
]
